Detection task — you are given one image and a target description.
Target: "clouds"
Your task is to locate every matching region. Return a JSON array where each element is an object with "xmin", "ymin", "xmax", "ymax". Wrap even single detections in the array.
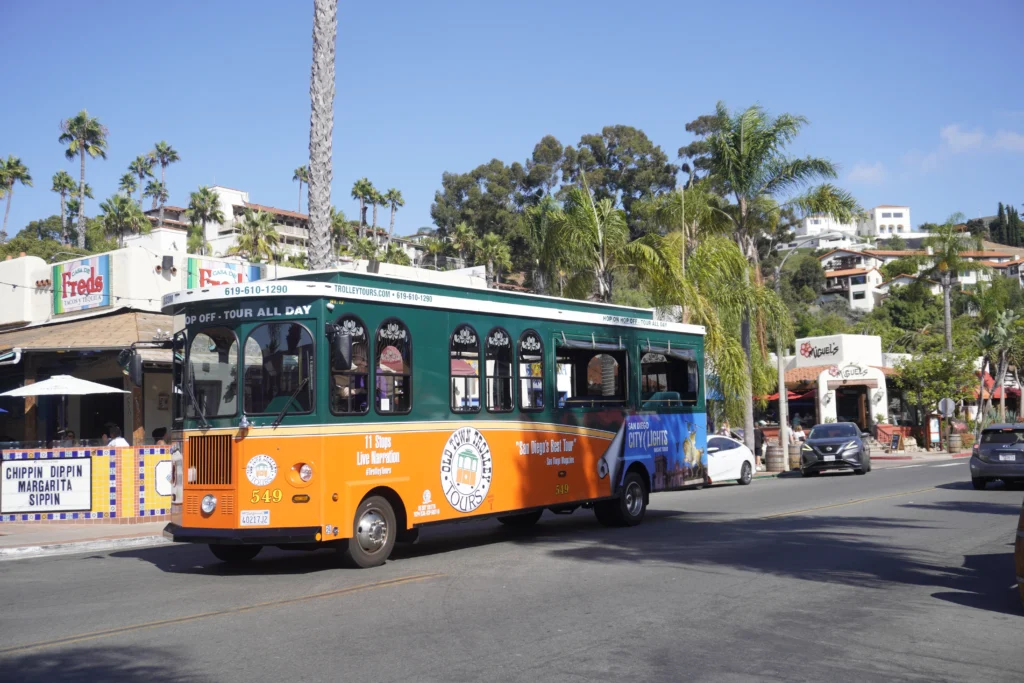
[
  {"xmin": 903, "ymin": 123, "xmax": 1024, "ymax": 173},
  {"xmin": 939, "ymin": 124, "xmax": 985, "ymax": 153},
  {"xmin": 846, "ymin": 161, "xmax": 887, "ymax": 185}
]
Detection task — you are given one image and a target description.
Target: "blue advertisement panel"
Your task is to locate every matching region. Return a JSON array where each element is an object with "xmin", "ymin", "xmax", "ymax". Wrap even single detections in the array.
[{"xmin": 623, "ymin": 413, "xmax": 707, "ymax": 491}]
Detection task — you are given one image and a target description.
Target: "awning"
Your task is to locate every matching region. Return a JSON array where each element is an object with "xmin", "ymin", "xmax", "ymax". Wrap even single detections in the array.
[
  {"xmin": 0, "ymin": 311, "xmax": 175, "ymax": 358},
  {"xmin": 1, "ymin": 375, "xmax": 129, "ymax": 397},
  {"xmin": 762, "ymin": 389, "xmax": 817, "ymax": 401}
]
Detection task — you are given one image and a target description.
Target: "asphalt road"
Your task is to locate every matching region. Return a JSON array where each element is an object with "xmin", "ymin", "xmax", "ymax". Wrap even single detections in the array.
[{"xmin": 1, "ymin": 458, "xmax": 1022, "ymax": 683}]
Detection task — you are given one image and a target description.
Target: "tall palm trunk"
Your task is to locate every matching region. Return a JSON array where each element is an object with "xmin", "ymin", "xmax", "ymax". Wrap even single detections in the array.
[
  {"xmin": 59, "ymin": 193, "xmax": 67, "ymax": 244},
  {"xmin": 306, "ymin": 0, "xmax": 337, "ymax": 271},
  {"xmin": 298, "ymin": 180, "xmax": 303, "ymax": 213},
  {"xmin": 2, "ymin": 187, "xmax": 13, "ymax": 237},
  {"xmin": 388, "ymin": 206, "xmax": 396, "ymax": 245},
  {"xmin": 942, "ymin": 276, "xmax": 953, "ymax": 352},
  {"xmin": 158, "ymin": 164, "xmax": 166, "ymax": 228},
  {"xmin": 977, "ymin": 358, "xmax": 987, "ymax": 431},
  {"xmin": 77, "ymin": 149, "xmax": 86, "ymax": 249},
  {"xmin": 371, "ymin": 204, "xmax": 379, "ymax": 246}
]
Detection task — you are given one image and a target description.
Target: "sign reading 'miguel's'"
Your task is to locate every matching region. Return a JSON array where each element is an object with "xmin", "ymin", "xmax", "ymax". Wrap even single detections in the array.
[{"xmin": 1, "ymin": 458, "xmax": 92, "ymax": 513}]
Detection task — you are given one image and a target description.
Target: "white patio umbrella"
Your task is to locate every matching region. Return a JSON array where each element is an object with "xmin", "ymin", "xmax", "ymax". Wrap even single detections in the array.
[{"xmin": 1, "ymin": 375, "xmax": 129, "ymax": 397}]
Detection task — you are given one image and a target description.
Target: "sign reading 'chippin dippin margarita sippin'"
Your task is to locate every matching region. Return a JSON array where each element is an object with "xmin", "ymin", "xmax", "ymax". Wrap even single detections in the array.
[{"xmin": 52, "ymin": 255, "xmax": 110, "ymax": 315}]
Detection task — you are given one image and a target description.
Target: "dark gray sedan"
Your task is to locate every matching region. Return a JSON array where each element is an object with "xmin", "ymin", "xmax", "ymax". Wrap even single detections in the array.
[
  {"xmin": 800, "ymin": 422, "xmax": 872, "ymax": 476},
  {"xmin": 969, "ymin": 424, "xmax": 1024, "ymax": 489}
]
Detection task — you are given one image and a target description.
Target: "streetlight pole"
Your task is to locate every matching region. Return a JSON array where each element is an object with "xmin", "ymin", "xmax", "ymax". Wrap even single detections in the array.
[{"xmin": 773, "ymin": 244, "xmax": 805, "ymax": 464}]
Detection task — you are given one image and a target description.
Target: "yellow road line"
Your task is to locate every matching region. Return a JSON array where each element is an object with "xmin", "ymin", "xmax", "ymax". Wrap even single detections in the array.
[
  {"xmin": 0, "ymin": 572, "xmax": 444, "ymax": 657},
  {"xmin": 760, "ymin": 485, "xmax": 938, "ymax": 519}
]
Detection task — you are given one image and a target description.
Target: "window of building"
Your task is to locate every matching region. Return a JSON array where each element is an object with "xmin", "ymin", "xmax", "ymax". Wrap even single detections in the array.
[
  {"xmin": 896, "ymin": 224, "xmax": 903, "ymax": 230},
  {"xmin": 852, "ymin": 291, "xmax": 866, "ymax": 300},
  {"xmin": 850, "ymin": 275, "xmax": 867, "ymax": 285},
  {"xmin": 811, "ymin": 218, "xmax": 821, "ymax": 225},
  {"xmin": 375, "ymin": 319, "xmax": 411, "ymax": 414},
  {"xmin": 882, "ymin": 212, "xmax": 892, "ymax": 218},
  {"xmin": 518, "ymin": 330, "xmax": 544, "ymax": 411},
  {"xmin": 893, "ymin": 212, "xmax": 903, "ymax": 218},
  {"xmin": 639, "ymin": 346, "xmax": 699, "ymax": 408},
  {"xmin": 188, "ymin": 327, "xmax": 238, "ymax": 418},
  {"xmin": 450, "ymin": 324, "xmax": 480, "ymax": 413},
  {"xmin": 485, "ymin": 328, "xmax": 513, "ymax": 412},
  {"xmin": 329, "ymin": 315, "xmax": 369, "ymax": 415},
  {"xmin": 243, "ymin": 322, "xmax": 314, "ymax": 415},
  {"xmin": 555, "ymin": 339, "xmax": 627, "ymax": 408}
]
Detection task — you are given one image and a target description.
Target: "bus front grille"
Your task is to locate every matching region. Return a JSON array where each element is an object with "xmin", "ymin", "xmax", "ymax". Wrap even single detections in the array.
[{"xmin": 187, "ymin": 435, "xmax": 233, "ymax": 486}]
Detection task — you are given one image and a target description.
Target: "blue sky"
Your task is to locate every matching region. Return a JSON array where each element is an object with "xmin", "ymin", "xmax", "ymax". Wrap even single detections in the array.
[{"xmin": 3, "ymin": 0, "xmax": 1023, "ymax": 238}]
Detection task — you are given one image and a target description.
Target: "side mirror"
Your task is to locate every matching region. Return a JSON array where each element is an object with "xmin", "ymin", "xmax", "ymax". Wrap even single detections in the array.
[
  {"xmin": 707, "ymin": 447, "xmax": 719, "ymax": 454},
  {"xmin": 118, "ymin": 349, "xmax": 144, "ymax": 388},
  {"xmin": 329, "ymin": 327, "xmax": 353, "ymax": 371}
]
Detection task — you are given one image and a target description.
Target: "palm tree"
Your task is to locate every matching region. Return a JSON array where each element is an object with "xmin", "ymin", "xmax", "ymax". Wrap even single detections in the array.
[
  {"xmin": 922, "ymin": 213, "xmax": 983, "ymax": 351},
  {"xmin": 99, "ymin": 194, "xmax": 149, "ymax": 248},
  {"xmin": 0, "ymin": 155, "xmax": 32, "ymax": 242},
  {"xmin": 330, "ymin": 206, "xmax": 354, "ymax": 255},
  {"xmin": 306, "ymin": 0, "xmax": 337, "ymax": 271},
  {"xmin": 350, "ymin": 237, "xmax": 378, "ymax": 261},
  {"xmin": 369, "ymin": 187, "xmax": 385, "ymax": 245},
  {"xmin": 228, "ymin": 208, "xmax": 280, "ymax": 263},
  {"xmin": 59, "ymin": 110, "xmax": 108, "ymax": 248},
  {"xmin": 293, "ymin": 165, "xmax": 309, "ymax": 212},
  {"xmin": 382, "ymin": 242, "xmax": 412, "ymax": 266},
  {"xmin": 351, "ymin": 178, "xmax": 373, "ymax": 239},
  {"xmin": 143, "ymin": 180, "xmax": 168, "ymax": 211},
  {"xmin": 476, "ymin": 233, "xmax": 512, "ymax": 287},
  {"xmin": 149, "ymin": 141, "xmax": 180, "ymax": 228},
  {"xmin": 424, "ymin": 236, "xmax": 446, "ymax": 270},
  {"xmin": 51, "ymin": 170, "xmax": 77, "ymax": 244},
  {"xmin": 186, "ymin": 186, "xmax": 224, "ymax": 256},
  {"xmin": 128, "ymin": 155, "xmax": 154, "ymax": 208},
  {"xmin": 186, "ymin": 226, "xmax": 212, "ymax": 257},
  {"xmin": 704, "ymin": 102, "xmax": 858, "ymax": 451},
  {"xmin": 542, "ymin": 175, "xmax": 675, "ymax": 303},
  {"xmin": 448, "ymin": 221, "xmax": 478, "ymax": 265},
  {"xmin": 384, "ymin": 188, "xmax": 404, "ymax": 245},
  {"xmin": 118, "ymin": 173, "xmax": 137, "ymax": 199}
]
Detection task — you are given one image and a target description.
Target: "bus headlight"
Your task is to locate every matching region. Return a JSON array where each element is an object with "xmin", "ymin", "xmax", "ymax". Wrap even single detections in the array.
[
  {"xmin": 299, "ymin": 463, "xmax": 313, "ymax": 482},
  {"xmin": 201, "ymin": 494, "xmax": 217, "ymax": 515}
]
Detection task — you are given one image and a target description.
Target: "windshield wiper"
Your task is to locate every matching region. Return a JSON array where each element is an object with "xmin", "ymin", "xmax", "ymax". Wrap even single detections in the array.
[
  {"xmin": 183, "ymin": 377, "xmax": 210, "ymax": 429},
  {"xmin": 272, "ymin": 377, "xmax": 309, "ymax": 429}
]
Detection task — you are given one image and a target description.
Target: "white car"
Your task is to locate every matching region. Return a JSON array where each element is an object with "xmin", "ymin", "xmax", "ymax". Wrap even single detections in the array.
[{"xmin": 706, "ymin": 435, "xmax": 755, "ymax": 486}]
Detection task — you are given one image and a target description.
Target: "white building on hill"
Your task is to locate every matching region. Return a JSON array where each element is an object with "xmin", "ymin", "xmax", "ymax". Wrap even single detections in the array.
[{"xmin": 856, "ymin": 205, "xmax": 911, "ymax": 238}]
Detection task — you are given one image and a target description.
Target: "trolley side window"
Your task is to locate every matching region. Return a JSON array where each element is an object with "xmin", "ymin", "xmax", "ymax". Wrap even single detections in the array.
[
  {"xmin": 485, "ymin": 327, "xmax": 514, "ymax": 412},
  {"xmin": 188, "ymin": 327, "xmax": 239, "ymax": 418},
  {"xmin": 518, "ymin": 330, "xmax": 544, "ymax": 411},
  {"xmin": 555, "ymin": 337, "xmax": 628, "ymax": 409},
  {"xmin": 375, "ymin": 318, "xmax": 412, "ymax": 414},
  {"xmin": 243, "ymin": 322, "xmax": 315, "ymax": 415},
  {"xmin": 329, "ymin": 315, "xmax": 370, "ymax": 416},
  {"xmin": 639, "ymin": 345, "xmax": 699, "ymax": 408},
  {"xmin": 450, "ymin": 324, "xmax": 480, "ymax": 413}
]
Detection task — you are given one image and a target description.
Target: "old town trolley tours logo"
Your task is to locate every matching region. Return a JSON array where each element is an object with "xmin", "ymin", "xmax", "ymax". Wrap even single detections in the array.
[{"xmin": 440, "ymin": 426, "xmax": 493, "ymax": 513}]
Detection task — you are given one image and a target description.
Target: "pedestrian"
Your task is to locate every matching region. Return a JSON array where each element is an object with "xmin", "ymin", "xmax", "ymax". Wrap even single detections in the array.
[
  {"xmin": 151, "ymin": 427, "xmax": 168, "ymax": 446},
  {"xmin": 754, "ymin": 420, "xmax": 766, "ymax": 465},
  {"xmin": 791, "ymin": 419, "xmax": 806, "ymax": 443},
  {"xmin": 719, "ymin": 418, "xmax": 731, "ymax": 436},
  {"xmin": 107, "ymin": 425, "xmax": 130, "ymax": 448}
]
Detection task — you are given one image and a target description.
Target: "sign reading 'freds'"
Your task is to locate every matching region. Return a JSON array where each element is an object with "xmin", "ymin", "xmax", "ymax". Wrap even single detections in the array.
[{"xmin": 52, "ymin": 255, "xmax": 110, "ymax": 315}]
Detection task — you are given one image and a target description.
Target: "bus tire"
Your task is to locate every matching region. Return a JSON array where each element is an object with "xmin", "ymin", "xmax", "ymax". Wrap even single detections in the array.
[
  {"xmin": 209, "ymin": 544, "xmax": 262, "ymax": 565},
  {"xmin": 497, "ymin": 509, "xmax": 544, "ymax": 527},
  {"xmin": 340, "ymin": 495, "xmax": 397, "ymax": 569},
  {"xmin": 615, "ymin": 471, "xmax": 648, "ymax": 526}
]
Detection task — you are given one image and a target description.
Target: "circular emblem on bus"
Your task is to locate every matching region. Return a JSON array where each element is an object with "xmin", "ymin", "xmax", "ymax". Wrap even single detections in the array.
[
  {"xmin": 246, "ymin": 454, "xmax": 278, "ymax": 486},
  {"xmin": 440, "ymin": 426, "xmax": 493, "ymax": 513}
]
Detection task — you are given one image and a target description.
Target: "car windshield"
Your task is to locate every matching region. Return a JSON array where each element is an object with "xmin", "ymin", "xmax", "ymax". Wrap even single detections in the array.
[
  {"xmin": 808, "ymin": 423, "xmax": 859, "ymax": 439},
  {"xmin": 980, "ymin": 429, "xmax": 1024, "ymax": 444}
]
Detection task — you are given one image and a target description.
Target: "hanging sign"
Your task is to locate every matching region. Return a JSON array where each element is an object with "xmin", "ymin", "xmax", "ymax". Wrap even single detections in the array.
[
  {"xmin": 52, "ymin": 255, "xmax": 110, "ymax": 315},
  {"xmin": 186, "ymin": 258, "xmax": 262, "ymax": 288}
]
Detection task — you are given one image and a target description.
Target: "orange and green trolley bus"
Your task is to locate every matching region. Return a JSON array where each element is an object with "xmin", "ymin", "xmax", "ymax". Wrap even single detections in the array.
[{"xmin": 146, "ymin": 268, "xmax": 708, "ymax": 567}]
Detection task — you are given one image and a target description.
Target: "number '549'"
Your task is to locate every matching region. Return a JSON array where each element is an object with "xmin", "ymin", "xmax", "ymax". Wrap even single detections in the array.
[{"xmin": 251, "ymin": 489, "xmax": 283, "ymax": 504}]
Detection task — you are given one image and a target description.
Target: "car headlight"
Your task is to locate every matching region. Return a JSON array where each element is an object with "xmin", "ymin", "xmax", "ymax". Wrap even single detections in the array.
[
  {"xmin": 201, "ymin": 494, "xmax": 217, "ymax": 515},
  {"xmin": 840, "ymin": 441, "xmax": 860, "ymax": 453},
  {"xmin": 801, "ymin": 444, "xmax": 812, "ymax": 452}
]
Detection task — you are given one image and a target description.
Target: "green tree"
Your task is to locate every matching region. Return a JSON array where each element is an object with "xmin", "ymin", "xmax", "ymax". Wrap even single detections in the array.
[
  {"xmin": 118, "ymin": 172, "xmax": 137, "ymax": 199},
  {"xmin": 149, "ymin": 141, "xmax": 180, "ymax": 228},
  {"xmin": 185, "ymin": 186, "xmax": 224, "ymax": 256},
  {"xmin": 0, "ymin": 155, "xmax": 33, "ymax": 242},
  {"xmin": 922, "ymin": 213, "xmax": 983, "ymax": 351},
  {"xmin": 306, "ymin": 0, "xmax": 337, "ymax": 271},
  {"xmin": 476, "ymin": 233, "xmax": 512, "ymax": 287},
  {"xmin": 369, "ymin": 186, "xmax": 384, "ymax": 244},
  {"xmin": 50, "ymin": 170, "xmax": 77, "ymax": 244},
  {"xmin": 293, "ymin": 165, "xmax": 309, "ymax": 212},
  {"xmin": 330, "ymin": 206, "xmax": 353, "ymax": 255},
  {"xmin": 99, "ymin": 194, "xmax": 149, "ymax": 248},
  {"xmin": 787, "ymin": 255, "xmax": 825, "ymax": 296},
  {"xmin": 383, "ymin": 188, "xmax": 404, "ymax": 245},
  {"xmin": 128, "ymin": 155, "xmax": 154, "ymax": 207},
  {"xmin": 704, "ymin": 101, "xmax": 859, "ymax": 450},
  {"xmin": 59, "ymin": 110, "xmax": 109, "ymax": 248},
  {"xmin": 448, "ymin": 220, "xmax": 477, "ymax": 264},
  {"xmin": 17, "ymin": 215, "xmax": 63, "ymax": 241},
  {"xmin": 894, "ymin": 350, "xmax": 976, "ymax": 428},
  {"xmin": 350, "ymin": 237, "xmax": 378, "ymax": 261},
  {"xmin": 351, "ymin": 177, "xmax": 373, "ymax": 239},
  {"xmin": 879, "ymin": 255, "xmax": 924, "ymax": 281},
  {"xmin": 228, "ymin": 208, "xmax": 279, "ymax": 263},
  {"xmin": 143, "ymin": 180, "xmax": 168, "ymax": 211},
  {"xmin": 381, "ymin": 242, "xmax": 411, "ymax": 266},
  {"xmin": 423, "ymin": 236, "xmax": 446, "ymax": 270}
]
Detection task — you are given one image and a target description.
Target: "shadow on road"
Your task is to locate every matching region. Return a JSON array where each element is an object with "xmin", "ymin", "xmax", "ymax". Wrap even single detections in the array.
[
  {"xmin": 899, "ymin": 501, "xmax": 1022, "ymax": 516},
  {"xmin": 0, "ymin": 645, "xmax": 208, "ymax": 683}
]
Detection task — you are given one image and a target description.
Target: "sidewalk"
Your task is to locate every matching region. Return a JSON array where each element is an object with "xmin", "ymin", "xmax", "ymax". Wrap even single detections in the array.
[
  {"xmin": 0, "ymin": 520, "xmax": 170, "ymax": 561},
  {"xmin": 752, "ymin": 450, "xmax": 971, "ymax": 479}
]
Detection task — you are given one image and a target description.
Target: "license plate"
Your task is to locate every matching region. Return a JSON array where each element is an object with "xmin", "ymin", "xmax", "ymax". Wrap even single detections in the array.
[
  {"xmin": 823, "ymin": 455, "xmax": 836, "ymax": 462},
  {"xmin": 240, "ymin": 510, "xmax": 270, "ymax": 526},
  {"xmin": 1000, "ymin": 454, "xmax": 1016, "ymax": 462}
]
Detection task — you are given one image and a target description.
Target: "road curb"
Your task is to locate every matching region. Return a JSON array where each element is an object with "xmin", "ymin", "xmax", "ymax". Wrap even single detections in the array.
[{"xmin": 0, "ymin": 534, "xmax": 171, "ymax": 562}]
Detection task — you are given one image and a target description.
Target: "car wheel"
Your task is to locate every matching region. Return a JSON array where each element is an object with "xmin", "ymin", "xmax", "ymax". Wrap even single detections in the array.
[
  {"xmin": 801, "ymin": 468, "xmax": 816, "ymax": 478},
  {"xmin": 339, "ymin": 495, "xmax": 397, "ymax": 568},
  {"xmin": 738, "ymin": 461, "xmax": 753, "ymax": 485},
  {"xmin": 209, "ymin": 544, "xmax": 262, "ymax": 565},
  {"xmin": 971, "ymin": 477, "xmax": 988, "ymax": 490},
  {"xmin": 498, "ymin": 509, "xmax": 544, "ymax": 527}
]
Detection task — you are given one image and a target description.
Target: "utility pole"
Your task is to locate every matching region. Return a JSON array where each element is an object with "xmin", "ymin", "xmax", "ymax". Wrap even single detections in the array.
[{"xmin": 773, "ymin": 246, "xmax": 804, "ymax": 462}]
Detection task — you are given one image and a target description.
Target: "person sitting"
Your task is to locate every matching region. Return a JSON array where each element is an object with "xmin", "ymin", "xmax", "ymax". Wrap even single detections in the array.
[
  {"xmin": 107, "ymin": 425, "xmax": 130, "ymax": 448},
  {"xmin": 151, "ymin": 427, "xmax": 168, "ymax": 446}
]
